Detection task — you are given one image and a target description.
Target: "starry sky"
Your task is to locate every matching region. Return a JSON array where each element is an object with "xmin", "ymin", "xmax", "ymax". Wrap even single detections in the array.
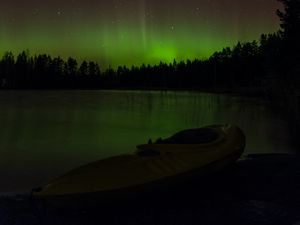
[{"xmin": 0, "ymin": 0, "xmax": 282, "ymax": 68}]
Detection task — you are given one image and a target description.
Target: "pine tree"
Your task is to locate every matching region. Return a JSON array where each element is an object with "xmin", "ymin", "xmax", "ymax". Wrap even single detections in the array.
[{"xmin": 277, "ymin": 0, "xmax": 300, "ymax": 88}]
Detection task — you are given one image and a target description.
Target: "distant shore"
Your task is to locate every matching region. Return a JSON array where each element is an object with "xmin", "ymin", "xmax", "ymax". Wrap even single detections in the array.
[{"xmin": 0, "ymin": 86, "xmax": 268, "ymax": 97}]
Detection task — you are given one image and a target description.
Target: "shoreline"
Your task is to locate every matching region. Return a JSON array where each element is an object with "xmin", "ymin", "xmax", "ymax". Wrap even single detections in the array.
[
  {"xmin": 0, "ymin": 86, "xmax": 267, "ymax": 98},
  {"xmin": 1, "ymin": 153, "xmax": 300, "ymax": 225}
]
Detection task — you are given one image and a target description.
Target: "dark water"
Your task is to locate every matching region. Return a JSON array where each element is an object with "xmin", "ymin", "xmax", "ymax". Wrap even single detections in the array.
[{"xmin": 0, "ymin": 90, "xmax": 296, "ymax": 194}]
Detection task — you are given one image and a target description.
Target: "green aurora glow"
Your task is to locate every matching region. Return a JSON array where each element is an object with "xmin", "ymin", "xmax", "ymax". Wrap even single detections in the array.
[{"xmin": 0, "ymin": 0, "xmax": 282, "ymax": 68}]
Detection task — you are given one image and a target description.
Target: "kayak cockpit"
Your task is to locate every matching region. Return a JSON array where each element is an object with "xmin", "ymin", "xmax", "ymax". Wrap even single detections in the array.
[{"xmin": 154, "ymin": 127, "xmax": 219, "ymax": 144}]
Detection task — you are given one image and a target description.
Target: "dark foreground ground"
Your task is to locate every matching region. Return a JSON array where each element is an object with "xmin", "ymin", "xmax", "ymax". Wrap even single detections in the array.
[{"xmin": 1, "ymin": 154, "xmax": 300, "ymax": 225}]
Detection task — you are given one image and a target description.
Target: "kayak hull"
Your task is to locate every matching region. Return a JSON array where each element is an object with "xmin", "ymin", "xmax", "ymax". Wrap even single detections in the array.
[{"xmin": 32, "ymin": 124, "xmax": 245, "ymax": 209}]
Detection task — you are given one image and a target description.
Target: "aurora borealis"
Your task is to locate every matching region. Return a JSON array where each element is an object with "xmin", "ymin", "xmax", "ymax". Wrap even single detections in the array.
[{"xmin": 0, "ymin": 0, "xmax": 282, "ymax": 68}]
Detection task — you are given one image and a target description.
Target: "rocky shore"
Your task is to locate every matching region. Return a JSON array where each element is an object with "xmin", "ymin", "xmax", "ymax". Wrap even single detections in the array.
[{"xmin": 1, "ymin": 154, "xmax": 300, "ymax": 225}]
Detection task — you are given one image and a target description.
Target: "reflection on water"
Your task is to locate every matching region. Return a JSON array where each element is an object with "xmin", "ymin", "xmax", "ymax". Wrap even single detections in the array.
[{"xmin": 0, "ymin": 90, "xmax": 296, "ymax": 193}]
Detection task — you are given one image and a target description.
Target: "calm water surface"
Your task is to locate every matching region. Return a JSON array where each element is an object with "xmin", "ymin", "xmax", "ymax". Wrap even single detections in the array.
[{"xmin": 0, "ymin": 90, "xmax": 296, "ymax": 193}]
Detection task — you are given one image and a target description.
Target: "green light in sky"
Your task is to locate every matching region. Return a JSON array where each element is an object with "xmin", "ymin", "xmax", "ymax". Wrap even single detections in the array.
[{"xmin": 0, "ymin": 0, "xmax": 281, "ymax": 69}]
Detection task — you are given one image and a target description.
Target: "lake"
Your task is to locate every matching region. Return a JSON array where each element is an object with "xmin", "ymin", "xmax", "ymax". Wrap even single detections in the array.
[{"xmin": 0, "ymin": 90, "xmax": 296, "ymax": 194}]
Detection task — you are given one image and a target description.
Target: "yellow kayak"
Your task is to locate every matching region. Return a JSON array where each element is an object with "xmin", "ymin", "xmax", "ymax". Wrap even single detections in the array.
[{"xmin": 32, "ymin": 124, "xmax": 245, "ymax": 207}]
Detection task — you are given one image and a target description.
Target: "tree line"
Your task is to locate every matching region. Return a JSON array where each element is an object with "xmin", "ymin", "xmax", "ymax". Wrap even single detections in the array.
[
  {"xmin": 0, "ymin": 37, "xmax": 278, "ymax": 90},
  {"xmin": 0, "ymin": 52, "xmax": 101, "ymax": 89},
  {"xmin": 0, "ymin": 0, "xmax": 298, "ymax": 93}
]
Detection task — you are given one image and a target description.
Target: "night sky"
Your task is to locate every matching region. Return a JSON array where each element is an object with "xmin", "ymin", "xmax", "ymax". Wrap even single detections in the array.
[{"xmin": 0, "ymin": 0, "xmax": 282, "ymax": 68}]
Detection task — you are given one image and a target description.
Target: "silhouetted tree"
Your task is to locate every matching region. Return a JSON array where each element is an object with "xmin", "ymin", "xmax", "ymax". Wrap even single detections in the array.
[
  {"xmin": 79, "ymin": 61, "xmax": 88, "ymax": 76},
  {"xmin": 88, "ymin": 61, "xmax": 100, "ymax": 76},
  {"xmin": 50, "ymin": 57, "xmax": 64, "ymax": 76},
  {"xmin": 277, "ymin": 0, "xmax": 300, "ymax": 88},
  {"xmin": 277, "ymin": 0, "xmax": 300, "ymax": 43},
  {"xmin": 48, "ymin": 57, "xmax": 64, "ymax": 88},
  {"xmin": 65, "ymin": 57, "xmax": 78, "ymax": 76},
  {"xmin": 33, "ymin": 54, "xmax": 52, "ymax": 88},
  {"xmin": 15, "ymin": 50, "xmax": 31, "ymax": 88},
  {"xmin": 1, "ymin": 52, "xmax": 15, "ymax": 88}
]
